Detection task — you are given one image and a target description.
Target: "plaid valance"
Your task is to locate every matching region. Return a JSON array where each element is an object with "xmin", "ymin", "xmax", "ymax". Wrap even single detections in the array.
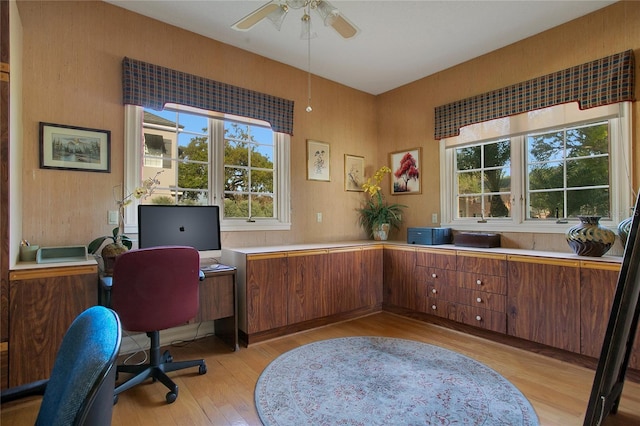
[
  {"xmin": 122, "ymin": 57, "xmax": 295, "ymax": 135},
  {"xmin": 434, "ymin": 50, "xmax": 635, "ymax": 140}
]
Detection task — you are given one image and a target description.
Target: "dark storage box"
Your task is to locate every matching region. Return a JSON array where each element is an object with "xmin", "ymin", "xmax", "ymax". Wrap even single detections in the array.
[
  {"xmin": 407, "ymin": 227, "xmax": 451, "ymax": 245},
  {"xmin": 454, "ymin": 232, "xmax": 501, "ymax": 248}
]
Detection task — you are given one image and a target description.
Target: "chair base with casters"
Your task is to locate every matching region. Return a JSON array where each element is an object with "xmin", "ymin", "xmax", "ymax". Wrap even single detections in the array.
[{"xmin": 114, "ymin": 330, "xmax": 207, "ymax": 404}]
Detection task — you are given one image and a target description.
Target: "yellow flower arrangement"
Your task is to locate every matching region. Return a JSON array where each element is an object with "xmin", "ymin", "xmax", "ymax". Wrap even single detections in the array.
[{"xmin": 357, "ymin": 166, "xmax": 406, "ymax": 239}]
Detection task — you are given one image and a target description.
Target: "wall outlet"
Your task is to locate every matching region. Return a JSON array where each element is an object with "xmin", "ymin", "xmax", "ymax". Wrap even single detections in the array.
[
  {"xmin": 316, "ymin": 212, "xmax": 322, "ymax": 223},
  {"xmin": 108, "ymin": 210, "xmax": 119, "ymax": 225},
  {"xmin": 431, "ymin": 213, "xmax": 438, "ymax": 224}
]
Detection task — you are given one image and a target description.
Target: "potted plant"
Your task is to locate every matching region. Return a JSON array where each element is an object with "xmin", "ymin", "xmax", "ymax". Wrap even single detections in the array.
[
  {"xmin": 88, "ymin": 171, "xmax": 163, "ymax": 274},
  {"xmin": 357, "ymin": 166, "xmax": 406, "ymax": 240}
]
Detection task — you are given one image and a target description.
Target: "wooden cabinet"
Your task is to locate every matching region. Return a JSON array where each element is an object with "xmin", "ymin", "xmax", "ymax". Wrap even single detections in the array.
[
  {"xmin": 196, "ymin": 269, "xmax": 238, "ymax": 351},
  {"xmin": 245, "ymin": 253, "xmax": 288, "ymax": 334},
  {"xmin": 507, "ymin": 256, "xmax": 580, "ymax": 352},
  {"xmin": 383, "ymin": 246, "xmax": 416, "ymax": 310},
  {"xmin": 288, "ymin": 250, "xmax": 330, "ymax": 322},
  {"xmin": 8, "ymin": 264, "xmax": 98, "ymax": 387},
  {"xmin": 228, "ymin": 244, "xmax": 383, "ymax": 344}
]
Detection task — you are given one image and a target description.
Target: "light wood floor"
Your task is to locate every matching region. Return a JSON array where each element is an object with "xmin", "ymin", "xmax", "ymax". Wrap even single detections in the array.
[{"xmin": 2, "ymin": 312, "xmax": 640, "ymax": 425}]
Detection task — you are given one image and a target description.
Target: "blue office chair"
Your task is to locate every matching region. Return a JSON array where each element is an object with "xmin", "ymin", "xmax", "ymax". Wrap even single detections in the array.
[
  {"xmin": 111, "ymin": 245, "xmax": 207, "ymax": 404},
  {"xmin": 1, "ymin": 306, "xmax": 122, "ymax": 426}
]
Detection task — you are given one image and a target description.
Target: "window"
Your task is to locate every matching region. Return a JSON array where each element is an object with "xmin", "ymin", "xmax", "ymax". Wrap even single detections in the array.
[
  {"xmin": 440, "ymin": 102, "xmax": 632, "ymax": 233},
  {"xmin": 124, "ymin": 105, "xmax": 291, "ymax": 234}
]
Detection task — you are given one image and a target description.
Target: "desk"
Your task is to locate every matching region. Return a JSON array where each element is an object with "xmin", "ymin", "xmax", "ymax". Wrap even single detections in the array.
[{"xmin": 100, "ymin": 265, "xmax": 238, "ymax": 351}]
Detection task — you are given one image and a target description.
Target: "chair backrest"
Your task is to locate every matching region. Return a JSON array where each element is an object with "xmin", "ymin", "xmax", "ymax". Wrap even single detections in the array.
[
  {"xmin": 36, "ymin": 306, "xmax": 121, "ymax": 426},
  {"xmin": 111, "ymin": 245, "xmax": 201, "ymax": 332}
]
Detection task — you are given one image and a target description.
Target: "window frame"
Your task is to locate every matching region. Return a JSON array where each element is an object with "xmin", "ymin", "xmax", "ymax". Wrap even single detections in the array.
[
  {"xmin": 124, "ymin": 105, "xmax": 291, "ymax": 235},
  {"xmin": 439, "ymin": 102, "xmax": 632, "ymax": 234}
]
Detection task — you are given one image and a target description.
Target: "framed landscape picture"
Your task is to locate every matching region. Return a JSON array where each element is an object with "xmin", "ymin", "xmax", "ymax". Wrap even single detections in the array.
[
  {"xmin": 389, "ymin": 147, "xmax": 421, "ymax": 195},
  {"xmin": 307, "ymin": 139, "xmax": 330, "ymax": 181},
  {"xmin": 39, "ymin": 122, "xmax": 111, "ymax": 173},
  {"xmin": 344, "ymin": 154, "xmax": 364, "ymax": 191}
]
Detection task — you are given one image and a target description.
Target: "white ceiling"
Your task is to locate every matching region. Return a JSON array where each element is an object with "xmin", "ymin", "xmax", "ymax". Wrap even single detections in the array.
[{"xmin": 104, "ymin": 0, "xmax": 617, "ymax": 95}]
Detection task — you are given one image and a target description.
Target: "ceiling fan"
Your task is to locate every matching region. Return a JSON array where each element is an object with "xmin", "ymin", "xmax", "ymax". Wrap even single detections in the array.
[{"xmin": 232, "ymin": 0, "xmax": 360, "ymax": 39}]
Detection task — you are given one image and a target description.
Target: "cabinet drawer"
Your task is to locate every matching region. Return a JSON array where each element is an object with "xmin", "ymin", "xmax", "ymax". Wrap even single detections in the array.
[
  {"xmin": 416, "ymin": 266, "xmax": 455, "ymax": 286},
  {"xmin": 457, "ymin": 271, "xmax": 506, "ymax": 294},
  {"xmin": 457, "ymin": 287, "xmax": 505, "ymax": 313},
  {"xmin": 426, "ymin": 298, "xmax": 456, "ymax": 320},
  {"xmin": 456, "ymin": 252, "xmax": 506, "ymax": 276},
  {"xmin": 456, "ymin": 305, "xmax": 506, "ymax": 333},
  {"xmin": 416, "ymin": 249, "xmax": 456, "ymax": 270},
  {"xmin": 425, "ymin": 283, "xmax": 457, "ymax": 301}
]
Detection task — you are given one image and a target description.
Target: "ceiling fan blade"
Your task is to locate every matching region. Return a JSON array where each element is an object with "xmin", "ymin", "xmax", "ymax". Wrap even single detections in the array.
[
  {"xmin": 232, "ymin": 1, "xmax": 282, "ymax": 31},
  {"xmin": 330, "ymin": 13, "xmax": 359, "ymax": 39}
]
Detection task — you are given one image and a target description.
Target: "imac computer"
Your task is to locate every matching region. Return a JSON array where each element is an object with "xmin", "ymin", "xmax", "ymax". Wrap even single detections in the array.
[{"xmin": 137, "ymin": 205, "xmax": 222, "ymax": 261}]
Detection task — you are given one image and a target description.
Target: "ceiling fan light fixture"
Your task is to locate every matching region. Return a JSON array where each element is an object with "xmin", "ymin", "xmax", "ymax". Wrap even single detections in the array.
[
  {"xmin": 315, "ymin": 0, "xmax": 339, "ymax": 26},
  {"xmin": 266, "ymin": 4, "xmax": 289, "ymax": 30},
  {"xmin": 286, "ymin": 0, "xmax": 308, "ymax": 10}
]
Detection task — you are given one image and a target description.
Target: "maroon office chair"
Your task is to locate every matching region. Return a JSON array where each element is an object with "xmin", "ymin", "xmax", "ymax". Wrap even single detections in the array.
[{"xmin": 111, "ymin": 246, "xmax": 207, "ymax": 404}]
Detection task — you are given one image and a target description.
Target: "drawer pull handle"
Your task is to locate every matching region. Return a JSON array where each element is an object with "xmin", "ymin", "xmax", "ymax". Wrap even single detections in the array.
[
  {"xmin": 476, "ymin": 279, "xmax": 482, "ymax": 285},
  {"xmin": 431, "ymin": 288, "xmax": 437, "ymax": 294},
  {"xmin": 475, "ymin": 315, "xmax": 482, "ymax": 321},
  {"xmin": 432, "ymin": 273, "xmax": 437, "ymax": 278},
  {"xmin": 476, "ymin": 297, "xmax": 482, "ymax": 303},
  {"xmin": 431, "ymin": 305, "xmax": 437, "ymax": 310}
]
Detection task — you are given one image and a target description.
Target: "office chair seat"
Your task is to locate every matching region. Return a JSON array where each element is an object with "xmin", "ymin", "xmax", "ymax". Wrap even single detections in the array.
[
  {"xmin": 1, "ymin": 306, "xmax": 122, "ymax": 426},
  {"xmin": 110, "ymin": 245, "xmax": 207, "ymax": 404}
]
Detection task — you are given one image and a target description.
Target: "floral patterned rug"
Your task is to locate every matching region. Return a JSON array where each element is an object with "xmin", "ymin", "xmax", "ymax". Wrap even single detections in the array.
[{"xmin": 255, "ymin": 336, "xmax": 539, "ymax": 425}]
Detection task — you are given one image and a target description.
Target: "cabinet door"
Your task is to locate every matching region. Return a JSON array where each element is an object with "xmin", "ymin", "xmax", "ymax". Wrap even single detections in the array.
[
  {"xmin": 507, "ymin": 256, "xmax": 580, "ymax": 352},
  {"xmin": 383, "ymin": 246, "xmax": 416, "ymax": 310},
  {"xmin": 580, "ymin": 261, "xmax": 640, "ymax": 369},
  {"xmin": 246, "ymin": 255, "xmax": 288, "ymax": 333},
  {"xmin": 9, "ymin": 266, "xmax": 97, "ymax": 387},
  {"xmin": 288, "ymin": 250, "xmax": 330, "ymax": 322},
  {"xmin": 361, "ymin": 245, "xmax": 383, "ymax": 307},
  {"xmin": 197, "ymin": 273, "xmax": 235, "ymax": 322}
]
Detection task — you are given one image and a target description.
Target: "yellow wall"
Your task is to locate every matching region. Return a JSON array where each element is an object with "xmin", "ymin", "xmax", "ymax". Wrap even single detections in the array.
[{"xmin": 13, "ymin": 1, "xmax": 640, "ymax": 253}]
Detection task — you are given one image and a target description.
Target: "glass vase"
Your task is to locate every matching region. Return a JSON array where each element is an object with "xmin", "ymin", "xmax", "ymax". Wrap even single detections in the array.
[{"xmin": 565, "ymin": 216, "xmax": 615, "ymax": 257}]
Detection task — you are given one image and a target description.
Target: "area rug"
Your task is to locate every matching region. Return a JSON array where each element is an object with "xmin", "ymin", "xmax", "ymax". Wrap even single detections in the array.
[{"xmin": 255, "ymin": 336, "xmax": 539, "ymax": 425}]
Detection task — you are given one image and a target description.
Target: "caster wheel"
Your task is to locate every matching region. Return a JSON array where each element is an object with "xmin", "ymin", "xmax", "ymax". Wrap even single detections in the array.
[
  {"xmin": 199, "ymin": 363, "xmax": 207, "ymax": 375},
  {"xmin": 166, "ymin": 391, "xmax": 177, "ymax": 404},
  {"xmin": 163, "ymin": 350, "xmax": 173, "ymax": 363},
  {"xmin": 113, "ymin": 395, "xmax": 119, "ymax": 405}
]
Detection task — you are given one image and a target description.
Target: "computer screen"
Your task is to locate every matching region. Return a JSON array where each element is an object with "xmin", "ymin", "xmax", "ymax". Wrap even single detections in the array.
[{"xmin": 137, "ymin": 205, "xmax": 221, "ymax": 254}]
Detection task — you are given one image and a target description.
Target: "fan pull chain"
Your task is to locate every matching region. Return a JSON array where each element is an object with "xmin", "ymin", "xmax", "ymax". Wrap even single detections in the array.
[{"xmin": 305, "ymin": 6, "xmax": 313, "ymax": 113}]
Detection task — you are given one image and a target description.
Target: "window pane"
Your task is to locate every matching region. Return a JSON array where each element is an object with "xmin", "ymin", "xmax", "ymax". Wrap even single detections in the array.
[
  {"xmin": 177, "ymin": 160, "xmax": 208, "ymax": 198},
  {"xmin": 225, "ymin": 166, "xmax": 248, "ymax": 192},
  {"xmin": 457, "ymin": 195, "xmax": 482, "ymax": 218},
  {"xmin": 457, "ymin": 171, "xmax": 481, "ymax": 194},
  {"xmin": 566, "ymin": 123, "xmax": 608, "ymax": 158},
  {"xmin": 178, "ymin": 113, "xmax": 207, "ymax": 134},
  {"xmin": 484, "ymin": 140, "xmax": 510, "ymax": 168},
  {"xmin": 251, "ymin": 170, "xmax": 274, "ymax": 193},
  {"xmin": 528, "ymin": 131, "xmax": 564, "ymax": 162},
  {"xmin": 566, "ymin": 157, "xmax": 609, "ymax": 188},
  {"xmin": 528, "ymin": 161, "xmax": 563, "ymax": 190},
  {"xmin": 529, "ymin": 191, "xmax": 564, "ymax": 219},
  {"xmin": 483, "ymin": 194, "xmax": 511, "ymax": 218},
  {"xmin": 456, "ymin": 146, "xmax": 481, "ymax": 170},
  {"xmin": 178, "ymin": 190, "xmax": 208, "ymax": 205},
  {"xmin": 224, "ymin": 194, "xmax": 249, "ymax": 217},
  {"xmin": 225, "ymin": 140, "xmax": 248, "ymax": 166},
  {"xmin": 567, "ymin": 188, "xmax": 610, "ymax": 218},
  {"xmin": 251, "ymin": 195, "xmax": 274, "ymax": 218},
  {"xmin": 484, "ymin": 167, "xmax": 510, "ymax": 192}
]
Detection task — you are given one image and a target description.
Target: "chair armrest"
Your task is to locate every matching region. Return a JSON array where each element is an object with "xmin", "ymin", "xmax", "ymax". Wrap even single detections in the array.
[{"xmin": 1, "ymin": 379, "xmax": 48, "ymax": 403}]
